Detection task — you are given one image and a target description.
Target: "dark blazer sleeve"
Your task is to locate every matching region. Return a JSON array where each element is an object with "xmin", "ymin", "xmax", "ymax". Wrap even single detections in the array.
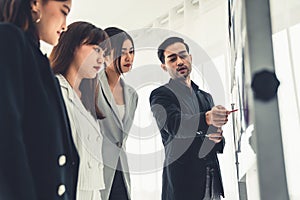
[
  {"xmin": 0, "ymin": 24, "xmax": 37, "ymax": 199},
  {"xmin": 202, "ymin": 91, "xmax": 225, "ymax": 154},
  {"xmin": 150, "ymin": 86, "xmax": 207, "ymax": 139}
]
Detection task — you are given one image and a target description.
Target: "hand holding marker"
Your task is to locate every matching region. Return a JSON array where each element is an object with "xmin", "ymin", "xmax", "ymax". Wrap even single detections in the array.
[{"xmin": 205, "ymin": 109, "xmax": 238, "ymax": 139}]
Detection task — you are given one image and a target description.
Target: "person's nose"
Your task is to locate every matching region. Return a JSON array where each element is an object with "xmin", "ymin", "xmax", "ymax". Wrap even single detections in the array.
[
  {"xmin": 62, "ymin": 18, "xmax": 67, "ymax": 32},
  {"xmin": 124, "ymin": 52, "xmax": 132, "ymax": 61},
  {"xmin": 177, "ymin": 55, "xmax": 184, "ymax": 66}
]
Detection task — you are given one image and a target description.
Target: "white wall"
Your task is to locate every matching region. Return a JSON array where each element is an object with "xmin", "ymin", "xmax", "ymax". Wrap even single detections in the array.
[{"xmin": 272, "ymin": 24, "xmax": 300, "ymax": 200}]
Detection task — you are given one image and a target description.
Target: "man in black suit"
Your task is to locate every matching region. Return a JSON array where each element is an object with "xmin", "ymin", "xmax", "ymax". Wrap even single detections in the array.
[{"xmin": 150, "ymin": 37, "xmax": 228, "ymax": 200}]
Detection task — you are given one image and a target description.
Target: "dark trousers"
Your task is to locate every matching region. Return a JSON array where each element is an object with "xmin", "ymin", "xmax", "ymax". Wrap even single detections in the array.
[
  {"xmin": 109, "ymin": 170, "xmax": 129, "ymax": 200},
  {"xmin": 203, "ymin": 166, "xmax": 221, "ymax": 200}
]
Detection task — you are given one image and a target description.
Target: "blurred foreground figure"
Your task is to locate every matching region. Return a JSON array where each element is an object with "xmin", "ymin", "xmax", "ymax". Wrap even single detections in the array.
[{"xmin": 0, "ymin": 0, "xmax": 79, "ymax": 199}]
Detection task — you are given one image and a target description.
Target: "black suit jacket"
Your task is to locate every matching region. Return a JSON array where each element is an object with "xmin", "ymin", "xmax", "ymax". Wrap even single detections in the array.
[
  {"xmin": 0, "ymin": 23, "xmax": 79, "ymax": 200},
  {"xmin": 150, "ymin": 79, "xmax": 224, "ymax": 200}
]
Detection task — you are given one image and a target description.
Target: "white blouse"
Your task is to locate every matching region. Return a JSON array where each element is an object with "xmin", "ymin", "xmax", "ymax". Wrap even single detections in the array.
[{"xmin": 116, "ymin": 104, "xmax": 125, "ymax": 121}]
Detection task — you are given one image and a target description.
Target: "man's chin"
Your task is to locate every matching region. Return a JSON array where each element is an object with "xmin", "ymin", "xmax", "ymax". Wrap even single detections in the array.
[
  {"xmin": 180, "ymin": 73, "xmax": 190, "ymax": 79},
  {"xmin": 175, "ymin": 76, "xmax": 189, "ymax": 81}
]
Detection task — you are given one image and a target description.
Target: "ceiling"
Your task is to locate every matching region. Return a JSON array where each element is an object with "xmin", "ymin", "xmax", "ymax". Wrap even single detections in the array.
[
  {"xmin": 68, "ymin": 0, "xmax": 183, "ymax": 31},
  {"xmin": 40, "ymin": 0, "xmax": 300, "ymax": 54},
  {"xmin": 68, "ymin": 0, "xmax": 300, "ymax": 32}
]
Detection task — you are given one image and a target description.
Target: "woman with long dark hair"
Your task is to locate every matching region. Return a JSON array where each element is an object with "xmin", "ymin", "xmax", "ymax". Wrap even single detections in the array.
[
  {"xmin": 98, "ymin": 27, "xmax": 138, "ymax": 200},
  {"xmin": 0, "ymin": 0, "xmax": 78, "ymax": 199},
  {"xmin": 50, "ymin": 21, "xmax": 110, "ymax": 200}
]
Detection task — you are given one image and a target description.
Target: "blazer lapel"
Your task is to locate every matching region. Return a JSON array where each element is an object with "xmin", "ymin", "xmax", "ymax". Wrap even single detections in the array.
[
  {"xmin": 98, "ymin": 69, "xmax": 124, "ymax": 129},
  {"xmin": 121, "ymin": 78, "xmax": 134, "ymax": 129},
  {"xmin": 192, "ymin": 81, "xmax": 211, "ymax": 112},
  {"xmin": 72, "ymin": 95, "xmax": 100, "ymax": 134},
  {"xmin": 57, "ymin": 74, "xmax": 100, "ymax": 134}
]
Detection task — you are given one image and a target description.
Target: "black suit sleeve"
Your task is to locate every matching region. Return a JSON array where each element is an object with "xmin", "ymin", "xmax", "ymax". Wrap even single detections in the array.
[
  {"xmin": 205, "ymin": 92, "xmax": 225, "ymax": 154},
  {"xmin": 150, "ymin": 87, "xmax": 208, "ymax": 139},
  {"xmin": 0, "ymin": 24, "xmax": 37, "ymax": 200}
]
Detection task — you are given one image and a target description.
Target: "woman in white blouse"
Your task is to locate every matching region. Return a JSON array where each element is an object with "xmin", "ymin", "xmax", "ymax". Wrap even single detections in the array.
[
  {"xmin": 50, "ymin": 21, "xmax": 110, "ymax": 200},
  {"xmin": 98, "ymin": 27, "xmax": 138, "ymax": 200}
]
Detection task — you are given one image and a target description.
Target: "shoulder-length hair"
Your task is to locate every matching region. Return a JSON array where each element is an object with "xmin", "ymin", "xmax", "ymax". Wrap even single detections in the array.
[{"xmin": 50, "ymin": 21, "xmax": 111, "ymax": 119}]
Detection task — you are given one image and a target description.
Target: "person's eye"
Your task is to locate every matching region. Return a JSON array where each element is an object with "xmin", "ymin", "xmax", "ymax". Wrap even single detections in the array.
[
  {"xmin": 94, "ymin": 47, "xmax": 101, "ymax": 53},
  {"xmin": 129, "ymin": 50, "xmax": 134, "ymax": 54},
  {"xmin": 180, "ymin": 54, "xmax": 188, "ymax": 59},
  {"xmin": 169, "ymin": 57, "xmax": 177, "ymax": 62},
  {"xmin": 61, "ymin": 10, "xmax": 68, "ymax": 16}
]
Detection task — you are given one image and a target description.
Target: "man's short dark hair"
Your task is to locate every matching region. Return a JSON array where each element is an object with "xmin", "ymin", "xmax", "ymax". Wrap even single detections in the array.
[{"xmin": 157, "ymin": 37, "xmax": 190, "ymax": 64}]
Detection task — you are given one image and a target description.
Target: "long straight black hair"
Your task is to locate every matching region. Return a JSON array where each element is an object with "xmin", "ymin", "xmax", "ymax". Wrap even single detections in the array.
[{"xmin": 104, "ymin": 27, "xmax": 135, "ymax": 74}]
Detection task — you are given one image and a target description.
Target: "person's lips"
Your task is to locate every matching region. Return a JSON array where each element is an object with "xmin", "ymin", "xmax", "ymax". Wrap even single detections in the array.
[
  {"xmin": 93, "ymin": 66, "xmax": 101, "ymax": 71},
  {"xmin": 124, "ymin": 64, "xmax": 132, "ymax": 68},
  {"xmin": 177, "ymin": 66, "xmax": 187, "ymax": 72}
]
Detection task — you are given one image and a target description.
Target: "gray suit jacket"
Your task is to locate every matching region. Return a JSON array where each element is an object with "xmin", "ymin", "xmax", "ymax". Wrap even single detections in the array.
[{"xmin": 97, "ymin": 69, "xmax": 138, "ymax": 200}]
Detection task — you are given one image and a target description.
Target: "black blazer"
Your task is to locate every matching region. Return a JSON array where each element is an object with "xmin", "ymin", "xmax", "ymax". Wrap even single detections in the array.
[
  {"xmin": 0, "ymin": 23, "xmax": 79, "ymax": 200},
  {"xmin": 150, "ymin": 79, "xmax": 224, "ymax": 200}
]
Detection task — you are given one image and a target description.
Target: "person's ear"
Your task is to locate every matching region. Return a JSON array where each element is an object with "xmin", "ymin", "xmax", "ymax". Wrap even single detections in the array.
[
  {"xmin": 161, "ymin": 64, "xmax": 167, "ymax": 71},
  {"xmin": 189, "ymin": 54, "xmax": 192, "ymax": 62},
  {"xmin": 30, "ymin": 0, "xmax": 42, "ymax": 23},
  {"xmin": 30, "ymin": 0, "xmax": 40, "ymax": 12}
]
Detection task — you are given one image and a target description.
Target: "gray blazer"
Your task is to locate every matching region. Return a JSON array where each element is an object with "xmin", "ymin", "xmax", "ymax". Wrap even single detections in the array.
[{"xmin": 97, "ymin": 69, "xmax": 138, "ymax": 200}]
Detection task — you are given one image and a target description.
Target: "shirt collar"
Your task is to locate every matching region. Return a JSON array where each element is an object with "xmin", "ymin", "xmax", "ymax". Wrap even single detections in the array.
[{"xmin": 169, "ymin": 78, "xmax": 199, "ymax": 94}]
